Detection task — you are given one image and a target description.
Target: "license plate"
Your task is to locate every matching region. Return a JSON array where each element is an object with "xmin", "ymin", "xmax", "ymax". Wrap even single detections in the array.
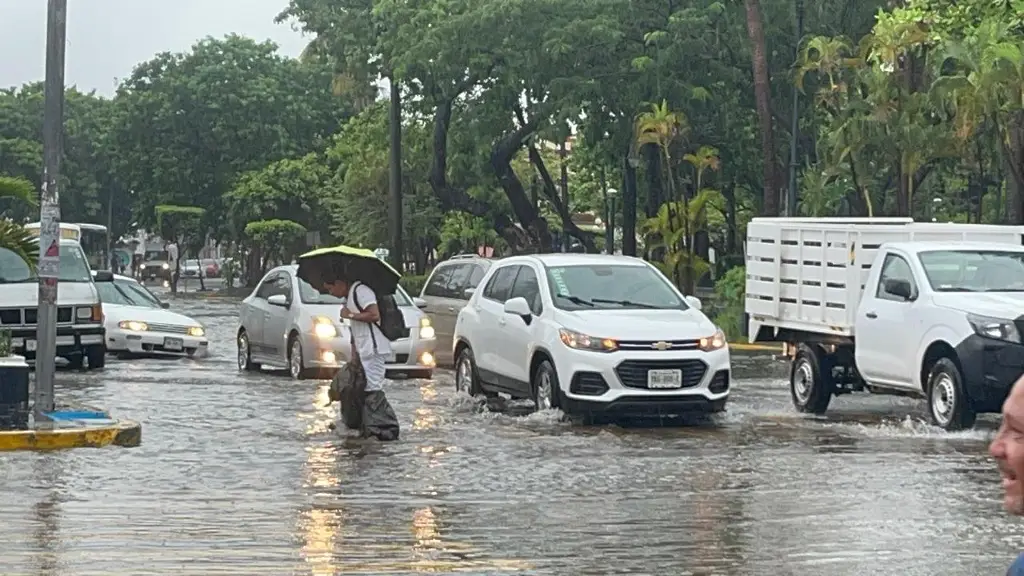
[
  {"xmin": 26, "ymin": 340, "xmax": 37, "ymax": 352},
  {"xmin": 647, "ymin": 368, "xmax": 682, "ymax": 388},
  {"xmin": 164, "ymin": 337, "xmax": 183, "ymax": 351}
]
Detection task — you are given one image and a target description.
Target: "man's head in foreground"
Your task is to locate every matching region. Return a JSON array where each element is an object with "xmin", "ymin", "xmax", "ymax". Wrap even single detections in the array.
[{"xmin": 991, "ymin": 376, "xmax": 1024, "ymax": 514}]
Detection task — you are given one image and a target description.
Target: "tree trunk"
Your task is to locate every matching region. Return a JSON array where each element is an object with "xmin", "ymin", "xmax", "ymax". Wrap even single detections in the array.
[
  {"xmin": 744, "ymin": 0, "xmax": 781, "ymax": 216},
  {"xmin": 622, "ymin": 156, "xmax": 638, "ymax": 256},
  {"xmin": 643, "ymin": 145, "xmax": 663, "ymax": 217}
]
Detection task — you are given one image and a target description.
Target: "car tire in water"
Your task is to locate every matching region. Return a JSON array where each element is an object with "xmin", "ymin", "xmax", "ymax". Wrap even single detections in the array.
[
  {"xmin": 455, "ymin": 347, "xmax": 482, "ymax": 396},
  {"xmin": 926, "ymin": 357, "xmax": 977, "ymax": 431},
  {"xmin": 86, "ymin": 345, "xmax": 105, "ymax": 369},
  {"xmin": 532, "ymin": 359, "xmax": 560, "ymax": 411},
  {"xmin": 289, "ymin": 337, "xmax": 311, "ymax": 380},
  {"xmin": 237, "ymin": 330, "xmax": 260, "ymax": 372},
  {"xmin": 790, "ymin": 344, "xmax": 833, "ymax": 415}
]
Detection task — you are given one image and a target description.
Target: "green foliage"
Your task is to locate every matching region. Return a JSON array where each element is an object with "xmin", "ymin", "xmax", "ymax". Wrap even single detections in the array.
[
  {"xmin": 399, "ymin": 274, "xmax": 428, "ymax": 296},
  {"xmin": 0, "ymin": 174, "xmax": 39, "ymax": 265},
  {"xmin": 710, "ymin": 266, "xmax": 746, "ymax": 341},
  {"xmin": 244, "ymin": 219, "xmax": 308, "ymax": 264}
]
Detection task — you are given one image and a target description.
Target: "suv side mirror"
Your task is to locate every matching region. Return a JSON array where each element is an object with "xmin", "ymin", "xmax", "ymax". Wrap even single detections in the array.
[
  {"xmin": 883, "ymin": 278, "xmax": 913, "ymax": 300},
  {"xmin": 503, "ymin": 296, "xmax": 531, "ymax": 318},
  {"xmin": 684, "ymin": 295, "xmax": 702, "ymax": 310}
]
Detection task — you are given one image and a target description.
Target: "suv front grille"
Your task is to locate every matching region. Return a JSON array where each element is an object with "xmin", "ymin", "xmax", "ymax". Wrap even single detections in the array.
[
  {"xmin": 615, "ymin": 359, "xmax": 708, "ymax": 389},
  {"xmin": 617, "ymin": 339, "xmax": 700, "ymax": 351}
]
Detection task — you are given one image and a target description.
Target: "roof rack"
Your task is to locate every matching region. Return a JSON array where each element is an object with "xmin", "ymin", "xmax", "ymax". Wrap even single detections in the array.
[{"xmin": 449, "ymin": 253, "xmax": 483, "ymax": 260}]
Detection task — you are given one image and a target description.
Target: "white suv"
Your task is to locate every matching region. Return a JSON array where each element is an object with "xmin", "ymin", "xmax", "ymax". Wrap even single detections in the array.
[{"xmin": 452, "ymin": 254, "xmax": 730, "ymax": 423}]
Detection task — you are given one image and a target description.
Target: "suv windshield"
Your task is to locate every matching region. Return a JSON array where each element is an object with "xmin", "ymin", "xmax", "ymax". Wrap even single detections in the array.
[
  {"xmin": 144, "ymin": 250, "xmax": 168, "ymax": 261},
  {"xmin": 546, "ymin": 264, "xmax": 687, "ymax": 310},
  {"xmin": 919, "ymin": 250, "xmax": 1024, "ymax": 291},
  {"xmin": 0, "ymin": 243, "xmax": 92, "ymax": 283}
]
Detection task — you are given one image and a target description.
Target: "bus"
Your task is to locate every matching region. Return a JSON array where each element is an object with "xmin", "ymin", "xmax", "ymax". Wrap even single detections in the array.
[{"xmin": 24, "ymin": 222, "xmax": 110, "ymax": 270}]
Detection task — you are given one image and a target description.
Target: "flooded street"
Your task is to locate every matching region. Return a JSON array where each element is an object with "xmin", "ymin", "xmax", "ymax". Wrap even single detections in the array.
[{"xmin": 0, "ymin": 293, "xmax": 1019, "ymax": 575}]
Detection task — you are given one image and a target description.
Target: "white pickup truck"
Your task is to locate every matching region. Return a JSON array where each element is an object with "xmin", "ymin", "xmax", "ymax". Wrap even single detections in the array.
[{"xmin": 745, "ymin": 217, "xmax": 1024, "ymax": 430}]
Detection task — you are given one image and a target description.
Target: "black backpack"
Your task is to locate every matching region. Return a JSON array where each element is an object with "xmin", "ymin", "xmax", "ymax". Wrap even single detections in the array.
[{"xmin": 351, "ymin": 282, "xmax": 405, "ymax": 341}]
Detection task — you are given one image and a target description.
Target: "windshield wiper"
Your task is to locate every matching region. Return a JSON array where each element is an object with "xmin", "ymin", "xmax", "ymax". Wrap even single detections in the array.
[
  {"xmin": 556, "ymin": 294, "xmax": 595, "ymax": 307},
  {"xmin": 589, "ymin": 298, "xmax": 660, "ymax": 309}
]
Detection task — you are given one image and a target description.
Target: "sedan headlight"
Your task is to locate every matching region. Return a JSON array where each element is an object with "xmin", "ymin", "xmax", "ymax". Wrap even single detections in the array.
[
  {"xmin": 312, "ymin": 316, "xmax": 337, "ymax": 339},
  {"xmin": 967, "ymin": 313, "xmax": 1021, "ymax": 343},
  {"xmin": 558, "ymin": 328, "xmax": 617, "ymax": 352},
  {"xmin": 698, "ymin": 328, "xmax": 727, "ymax": 351},
  {"xmin": 188, "ymin": 326, "xmax": 205, "ymax": 337},
  {"xmin": 419, "ymin": 316, "xmax": 435, "ymax": 339},
  {"xmin": 119, "ymin": 320, "xmax": 148, "ymax": 331},
  {"xmin": 162, "ymin": 263, "xmax": 170, "ymax": 270}
]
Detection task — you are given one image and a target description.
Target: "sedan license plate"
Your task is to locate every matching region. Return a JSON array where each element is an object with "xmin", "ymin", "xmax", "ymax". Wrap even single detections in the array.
[
  {"xmin": 647, "ymin": 368, "xmax": 682, "ymax": 388},
  {"xmin": 164, "ymin": 337, "xmax": 184, "ymax": 351}
]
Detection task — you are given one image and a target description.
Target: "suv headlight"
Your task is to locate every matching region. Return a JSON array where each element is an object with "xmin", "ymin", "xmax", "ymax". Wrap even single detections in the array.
[
  {"xmin": 419, "ymin": 317, "xmax": 434, "ymax": 339},
  {"xmin": 967, "ymin": 313, "xmax": 1021, "ymax": 343},
  {"xmin": 698, "ymin": 328, "xmax": 727, "ymax": 351},
  {"xmin": 312, "ymin": 316, "xmax": 337, "ymax": 339},
  {"xmin": 162, "ymin": 263, "xmax": 170, "ymax": 269},
  {"xmin": 558, "ymin": 328, "xmax": 617, "ymax": 352}
]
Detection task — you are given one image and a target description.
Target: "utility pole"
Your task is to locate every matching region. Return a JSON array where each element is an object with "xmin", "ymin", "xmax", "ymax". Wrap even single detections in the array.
[
  {"xmin": 35, "ymin": 0, "xmax": 67, "ymax": 421},
  {"xmin": 786, "ymin": 0, "xmax": 804, "ymax": 216},
  {"xmin": 388, "ymin": 76, "xmax": 403, "ymax": 273}
]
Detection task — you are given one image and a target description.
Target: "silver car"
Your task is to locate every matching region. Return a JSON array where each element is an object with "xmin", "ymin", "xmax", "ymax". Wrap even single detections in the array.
[
  {"xmin": 417, "ymin": 254, "xmax": 493, "ymax": 366},
  {"xmin": 236, "ymin": 265, "xmax": 437, "ymax": 380}
]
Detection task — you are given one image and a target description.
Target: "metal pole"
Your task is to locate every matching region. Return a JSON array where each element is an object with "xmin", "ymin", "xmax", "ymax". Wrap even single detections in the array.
[
  {"xmin": 35, "ymin": 0, "xmax": 67, "ymax": 421},
  {"xmin": 106, "ymin": 188, "xmax": 113, "ymax": 269},
  {"xmin": 388, "ymin": 76, "xmax": 403, "ymax": 273},
  {"xmin": 786, "ymin": 0, "xmax": 803, "ymax": 216},
  {"xmin": 601, "ymin": 168, "xmax": 612, "ymax": 254},
  {"xmin": 559, "ymin": 140, "xmax": 569, "ymax": 252}
]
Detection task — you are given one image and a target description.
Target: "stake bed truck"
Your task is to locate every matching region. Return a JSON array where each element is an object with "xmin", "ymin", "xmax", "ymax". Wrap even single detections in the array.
[{"xmin": 745, "ymin": 217, "xmax": 1024, "ymax": 430}]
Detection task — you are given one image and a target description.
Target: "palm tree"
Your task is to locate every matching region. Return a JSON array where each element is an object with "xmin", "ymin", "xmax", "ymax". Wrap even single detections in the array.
[{"xmin": 0, "ymin": 175, "xmax": 39, "ymax": 266}]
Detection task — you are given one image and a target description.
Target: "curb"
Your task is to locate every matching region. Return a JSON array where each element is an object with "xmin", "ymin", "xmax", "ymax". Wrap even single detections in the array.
[
  {"xmin": 728, "ymin": 342, "xmax": 783, "ymax": 352},
  {"xmin": 0, "ymin": 420, "xmax": 142, "ymax": 451}
]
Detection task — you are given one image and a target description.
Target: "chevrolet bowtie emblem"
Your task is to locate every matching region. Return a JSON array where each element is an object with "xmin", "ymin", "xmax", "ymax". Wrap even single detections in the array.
[{"xmin": 652, "ymin": 341, "xmax": 671, "ymax": 350}]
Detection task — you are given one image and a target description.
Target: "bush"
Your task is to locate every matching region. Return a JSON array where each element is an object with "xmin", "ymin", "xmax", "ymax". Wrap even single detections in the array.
[
  {"xmin": 709, "ymin": 266, "xmax": 745, "ymax": 342},
  {"xmin": 400, "ymin": 274, "xmax": 428, "ymax": 296}
]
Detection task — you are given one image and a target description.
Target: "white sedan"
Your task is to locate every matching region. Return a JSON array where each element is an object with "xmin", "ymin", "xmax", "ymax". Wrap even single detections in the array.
[{"xmin": 94, "ymin": 274, "xmax": 209, "ymax": 357}]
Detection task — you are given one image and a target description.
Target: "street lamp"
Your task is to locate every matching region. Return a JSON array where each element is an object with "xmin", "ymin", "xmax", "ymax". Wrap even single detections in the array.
[{"xmin": 606, "ymin": 187, "xmax": 618, "ymax": 255}]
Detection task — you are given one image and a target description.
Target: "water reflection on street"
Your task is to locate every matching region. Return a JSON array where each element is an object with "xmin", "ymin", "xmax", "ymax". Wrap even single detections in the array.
[{"xmin": 0, "ymin": 293, "xmax": 1020, "ymax": 574}]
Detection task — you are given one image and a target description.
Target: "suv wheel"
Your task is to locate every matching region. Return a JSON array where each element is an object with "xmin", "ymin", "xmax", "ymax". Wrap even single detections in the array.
[
  {"xmin": 455, "ymin": 347, "xmax": 482, "ymax": 395},
  {"xmin": 532, "ymin": 360, "xmax": 560, "ymax": 411}
]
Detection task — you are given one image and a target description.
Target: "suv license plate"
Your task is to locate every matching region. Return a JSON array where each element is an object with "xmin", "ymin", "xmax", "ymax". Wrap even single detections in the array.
[
  {"xmin": 164, "ymin": 337, "xmax": 184, "ymax": 351},
  {"xmin": 648, "ymin": 369, "xmax": 682, "ymax": 388}
]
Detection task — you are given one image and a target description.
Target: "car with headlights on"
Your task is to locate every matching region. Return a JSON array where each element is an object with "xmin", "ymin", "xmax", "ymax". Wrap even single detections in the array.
[
  {"xmin": 237, "ymin": 265, "xmax": 437, "ymax": 380},
  {"xmin": 95, "ymin": 273, "xmax": 208, "ymax": 357},
  {"xmin": 451, "ymin": 254, "xmax": 731, "ymax": 423}
]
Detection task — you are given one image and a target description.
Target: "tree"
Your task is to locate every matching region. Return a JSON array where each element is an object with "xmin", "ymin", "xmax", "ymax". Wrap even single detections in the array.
[
  {"xmin": 109, "ymin": 35, "xmax": 350, "ymax": 240},
  {"xmin": 244, "ymin": 219, "xmax": 307, "ymax": 276},
  {"xmin": 155, "ymin": 205, "xmax": 205, "ymax": 293}
]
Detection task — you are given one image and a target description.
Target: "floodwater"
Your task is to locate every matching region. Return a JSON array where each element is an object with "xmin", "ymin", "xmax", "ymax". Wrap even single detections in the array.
[{"xmin": 0, "ymin": 292, "xmax": 1020, "ymax": 575}]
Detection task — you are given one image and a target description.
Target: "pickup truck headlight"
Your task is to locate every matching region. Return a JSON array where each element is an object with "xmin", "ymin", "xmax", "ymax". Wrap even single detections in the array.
[
  {"xmin": 312, "ymin": 316, "xmax": 337, "ymax": 339},
  {"xmin": 188, "ymin": 326, "xmax": 205, "ymax": 337},
  {"xmin": 967, "ymin": 313, "xmax": 1021, "ymax": 343},
  {"xmin": 559, "ymin": 328, "xmax": 617, "ymax": 352},
  {"xmin": 698, "ymin": 328, "xmax": 727, "ymax": 351}
]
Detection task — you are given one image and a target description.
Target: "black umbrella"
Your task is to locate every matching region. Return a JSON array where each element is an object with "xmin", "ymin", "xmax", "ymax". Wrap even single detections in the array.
[{"xmin": 296, "ymin": 245, "xmax": 401, "ymax": 295}]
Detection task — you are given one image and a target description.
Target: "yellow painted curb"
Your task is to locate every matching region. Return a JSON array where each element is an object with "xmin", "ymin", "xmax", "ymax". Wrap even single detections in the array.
[
  {"xmin": 728, "ymin": 342, "xmax": 783, "ymax": 352},
  {"xmin": 0, "ymin": 420, "xmax": 141, "ymax": 451}
]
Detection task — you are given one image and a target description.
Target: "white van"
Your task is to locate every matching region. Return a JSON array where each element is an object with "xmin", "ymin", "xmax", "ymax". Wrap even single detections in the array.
[{"xmin": 0, "ymin": 238, "xmax": 110, "ymax": 369}]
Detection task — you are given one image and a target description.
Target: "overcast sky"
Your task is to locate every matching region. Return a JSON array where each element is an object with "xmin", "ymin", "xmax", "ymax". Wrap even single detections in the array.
[{"xmin": 0, "ymin": 0, "xmax": 308, "ymax": 96}]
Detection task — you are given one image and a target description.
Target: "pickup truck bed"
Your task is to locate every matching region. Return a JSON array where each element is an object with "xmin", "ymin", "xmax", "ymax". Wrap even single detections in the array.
[{"xmin": 746, "ymin": 218, "xmax": 1024, "ymax": 340}]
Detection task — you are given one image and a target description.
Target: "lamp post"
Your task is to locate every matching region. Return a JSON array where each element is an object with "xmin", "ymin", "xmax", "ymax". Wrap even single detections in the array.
[{"xmin": 606, "ymin": 187, "xmax": 618, "ymax": 255}]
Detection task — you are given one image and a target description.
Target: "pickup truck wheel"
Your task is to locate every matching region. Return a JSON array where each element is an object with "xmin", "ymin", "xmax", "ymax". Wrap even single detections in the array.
[
  {"xmin": 790, "ymin": 345, "xmax": 833, "ymax": 414},
  {"xmin": 926, "ymin": 357, "xmax": 976, "ymax": 430}
]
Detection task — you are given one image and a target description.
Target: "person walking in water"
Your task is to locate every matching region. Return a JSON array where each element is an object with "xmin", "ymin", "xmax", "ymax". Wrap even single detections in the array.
[
  {"xmin": 321, "ymin": 267, "xmax": 400, "ymax": 440},
  {"xmin": 991, "ymin": 376, "xmax": 1024, "ymax": 574}
]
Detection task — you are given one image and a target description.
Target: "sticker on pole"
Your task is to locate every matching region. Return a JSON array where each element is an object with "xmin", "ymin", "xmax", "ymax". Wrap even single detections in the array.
[{"xmin": 38, "ymin": 239, "xmax": 60, "ymax": 278}]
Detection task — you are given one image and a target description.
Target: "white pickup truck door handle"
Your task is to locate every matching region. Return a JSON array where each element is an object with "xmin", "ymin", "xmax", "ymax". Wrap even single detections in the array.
[{"xmin": 865, "ymin": 311, "xmax": 877, "ymax": 319}]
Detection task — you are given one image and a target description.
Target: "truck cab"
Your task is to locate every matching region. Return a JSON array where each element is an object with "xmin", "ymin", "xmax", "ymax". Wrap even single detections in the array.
[
  {"xmin": 0, "ymin": 238, "xmax": 111, "ymax": 369},
  {"xmin": 746, "ymin": 217, "xmax": 1024, "ymax": 430}
]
